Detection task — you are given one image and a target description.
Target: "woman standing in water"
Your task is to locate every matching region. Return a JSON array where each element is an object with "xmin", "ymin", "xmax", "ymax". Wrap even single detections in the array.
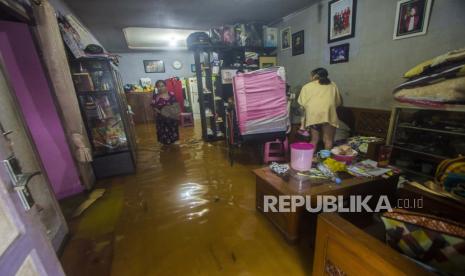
[
  {"xmin": 298, "ymin": 68, "xmax": 342, "ymax": 149},
  {"xmin": 152, "ymin": 80, "xmax": 179, "ymax": 145}
]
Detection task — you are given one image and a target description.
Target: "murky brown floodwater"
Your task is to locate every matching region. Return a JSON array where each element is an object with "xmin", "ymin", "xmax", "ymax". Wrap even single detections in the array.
[{"xmin": 60, "ymin": 123, "xmax": 311, "ymax": 275}]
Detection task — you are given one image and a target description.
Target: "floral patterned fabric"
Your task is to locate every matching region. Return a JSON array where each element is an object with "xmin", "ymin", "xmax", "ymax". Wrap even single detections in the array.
[{"xmin": 152, "ymin": 92, "xmax": 179, "ymax": 145}]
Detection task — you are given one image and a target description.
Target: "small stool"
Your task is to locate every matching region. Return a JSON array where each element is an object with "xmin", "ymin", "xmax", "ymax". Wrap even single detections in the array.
[
  {"xmin": 263, "ymin": 138, "xmax": 289, "ymax": 164},
  {"xmin": 179, "ymin": 112, "xmax": 194, "ymax": 127}
]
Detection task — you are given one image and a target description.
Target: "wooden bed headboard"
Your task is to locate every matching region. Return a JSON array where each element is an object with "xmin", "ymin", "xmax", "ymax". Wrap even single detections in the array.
[
  {"xmin": 312, "ymin": 213, "xmax": 431, "ymax": 275},
  {"xmin": 338, "ymin": 107, "xmax": 391, "ymax": 138}
]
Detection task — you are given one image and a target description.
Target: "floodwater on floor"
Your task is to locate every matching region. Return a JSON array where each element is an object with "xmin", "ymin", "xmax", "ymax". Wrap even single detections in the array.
[{"xmin": 60, "ymin": 123, "xmax": 312, "ymax": 275}]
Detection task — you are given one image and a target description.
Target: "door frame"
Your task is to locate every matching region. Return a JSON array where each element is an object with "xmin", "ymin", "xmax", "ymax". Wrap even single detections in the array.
[
  {"xmin": 0, "ymin": 54, "xmax": 65, "ymax": 275},
  {"xmin": 0, "ymin": 53, "xmax": 68, "ymax": 251}
]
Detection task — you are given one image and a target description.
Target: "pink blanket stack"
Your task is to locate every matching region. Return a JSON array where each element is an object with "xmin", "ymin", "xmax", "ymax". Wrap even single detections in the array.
[{"xmin": 232, "ymin": 67, "xmax": 288, "ymax": 135}]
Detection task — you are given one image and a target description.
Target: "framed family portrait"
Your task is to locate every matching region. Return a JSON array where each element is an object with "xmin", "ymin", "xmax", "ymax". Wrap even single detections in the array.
[
  {"xmin": 292, "ymin": 30, "xmax": 304, "ymax": 56},
  {"xmin": 330, "ymin": 43, "xmax": 350, "ymax": 64},
  {"xmin": 328, "ymin": 0, "xmax": 357, "ymax": 43},
  {"xmin": 281, "ymin": 27, "xmax": 291, "ymax": 50},
  {"xmin": 393, "ymin": 0, "xmax": 432, "ymax": 40},
  {"xmin": 143, "ymin": 60, "xmax": 165, "ymax": 73}
]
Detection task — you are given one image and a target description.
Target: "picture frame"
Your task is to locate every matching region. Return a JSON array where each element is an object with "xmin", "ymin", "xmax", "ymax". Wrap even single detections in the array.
[
  {"xmin": 143, "ymin": 60, "xmax": 165, "ymax": 73},
  {"xmin": 292, "ymin": 30, "xmax": 304, "ymax": 56},
  {"xmin": 393, "ymin": 0, "xmax": 432, "ymax": 40},
  {"xmin": 330, "ymin": 43, "xmax": 350, "ymax": 64},
  {"xmin": 281, "ymin": 27, "xmax": 291, "ymax": 51},
  {"xmin": 259, "ymin": 56, "xmax": 277, "ymax": 68},
  {"xmin": 263, "ymin": 27, "xmax": 278, "ymax": 48},
  {"xmin": 328, "ymin": 0, "xmax": 357, "ymax": 43},
  {"xmin": 221, "ymin": 69, "xmax": 238, "ymax": 84}
]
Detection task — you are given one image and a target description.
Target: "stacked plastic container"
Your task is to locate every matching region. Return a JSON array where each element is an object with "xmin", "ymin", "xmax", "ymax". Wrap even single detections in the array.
[{"xmin": 232, "ymin": 67, "xmax": 288, "ymax": 136}]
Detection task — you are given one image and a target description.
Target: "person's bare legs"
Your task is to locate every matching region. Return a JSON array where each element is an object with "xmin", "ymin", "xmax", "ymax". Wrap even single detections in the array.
[
  {"xmin": 310, "ymin": 127, "xmax": 320, "ymax": 147},
  {"xmin": 322, "ymin": 123, "xmax": 336, "ymax": 150}
]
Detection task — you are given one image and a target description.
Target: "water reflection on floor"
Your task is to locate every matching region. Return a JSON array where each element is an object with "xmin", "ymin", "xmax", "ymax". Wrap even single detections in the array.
[{"xmin": 60, "ymin": 123, "xmax": 310, "ymax": 275}]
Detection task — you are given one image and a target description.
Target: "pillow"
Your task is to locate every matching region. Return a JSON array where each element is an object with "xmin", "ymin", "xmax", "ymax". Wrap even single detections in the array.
[
  {"xmin": 381, "ymin": 209, "xmax": 465, "ymax": 275},
  {"xmin": 404, "ymin": 48, "xmax": 465, "ymax": 78},
  {"xmin": 431, "ymin": 48, "xmax": 465, "ymax": 67},
  {"xmin": 436, "ymin": 156, "xmax": 465, "ymax": 186},
  {"xmin": 404, "ymin": 59, "xmax": 434, "ymax": 79}
]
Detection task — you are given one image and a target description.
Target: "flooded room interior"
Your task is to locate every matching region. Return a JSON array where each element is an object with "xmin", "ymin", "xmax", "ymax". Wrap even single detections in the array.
[{"xmin": 0, "ymin": 0, "xmax": 464, "ymax": 275}]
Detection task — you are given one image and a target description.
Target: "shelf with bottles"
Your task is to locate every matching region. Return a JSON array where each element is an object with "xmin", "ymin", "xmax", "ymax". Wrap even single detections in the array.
[
  {"xmin": 70, "ymin": 59, "xmax": 114, "ymax": 93},
  {"xmin": 80, "ymin": 95, "xmax": 121, "ymax": 121},
  {"xmin": 89, "ymin": 112, "xmax": 128, "ymax": 155},
  {"xmin": 90, "ymin": 115, "xmax": 129, "ymax": 156}
]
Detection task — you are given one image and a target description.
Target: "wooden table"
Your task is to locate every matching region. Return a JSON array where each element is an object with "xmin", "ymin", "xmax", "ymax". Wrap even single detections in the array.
[{"xmin": 253, "ymin": 167, "xmax": 398, "ymax": 242}]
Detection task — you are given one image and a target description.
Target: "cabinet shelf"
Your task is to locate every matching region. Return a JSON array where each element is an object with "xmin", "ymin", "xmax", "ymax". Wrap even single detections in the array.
[
  {"xmin": 71, "ymin": 57, "xmax": 136, "ymax": 179},
  {"xmin": 77, "ymin": 90, "xmax": 113, "ymax": 95},
  {"xmin": 387, "ymin": 104, "xmax": 465, "ymax": 183},
  {"xmin": 393, "ymin": 145, "xmax": 448, "ymax": 160},
  {"xmin": 397, "ymin": 166, "xmax": 434, "ymax": 180},
  {"xmin": 397, "ymin": 124, "xmax": 465, "ymax": 137}
]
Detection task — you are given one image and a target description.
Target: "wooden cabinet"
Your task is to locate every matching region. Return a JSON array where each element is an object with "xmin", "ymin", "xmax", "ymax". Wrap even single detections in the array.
[
  {"xmin": 125, "ymin": 92, "xmax": 154, "ymax": 124},
  {"xmin": 70, "ymin": 58, "xmax": 136, "ymax": 179},
  {"xmin": 386, "ymin": 103, "xmax": 465, "ymax": 181}
]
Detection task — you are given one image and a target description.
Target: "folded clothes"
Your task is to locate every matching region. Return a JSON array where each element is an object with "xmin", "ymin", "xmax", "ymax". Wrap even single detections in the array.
[{"xmin": 347, "ymin": 136, "xmax": 384, "ymax": 154}]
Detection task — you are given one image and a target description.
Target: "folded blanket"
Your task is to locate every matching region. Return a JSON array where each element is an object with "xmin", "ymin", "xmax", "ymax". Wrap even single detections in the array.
[{"xmin": 394, "ymin": 77, "xmax": 465, "ymax": 104}]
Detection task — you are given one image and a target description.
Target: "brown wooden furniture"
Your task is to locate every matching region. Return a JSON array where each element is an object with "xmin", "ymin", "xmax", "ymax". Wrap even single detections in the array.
[
  {"xmin": 253, "ymin": 167, "xmax": 398, "ymax": 242},
  {"xmin": 126, "ymin": 92, "xmax": 154, "ymax": 124},
  {"xmin": 397, "ymin": 182, "xmax": 465, "ymax": 224},
  {"xmin": 386, "ymin": 103, "xmax": 465, "ymax": 181},
  {"xmin": 312, "ymin": 213, "xmax": 431, "ymax": 275},
  {"xmin": 338, "ymin": 106, "xmax": 391, "ymax": 139}
]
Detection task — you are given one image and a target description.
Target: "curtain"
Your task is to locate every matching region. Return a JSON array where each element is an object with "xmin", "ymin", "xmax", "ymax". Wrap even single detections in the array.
[{"xmin": 31, "ymin": 0, "xmax": 95, "ymax": 189}]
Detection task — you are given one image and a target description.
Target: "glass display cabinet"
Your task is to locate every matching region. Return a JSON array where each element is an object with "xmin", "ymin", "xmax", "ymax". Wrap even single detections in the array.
[{"xmin": 70, "ymin": 57, "xmax": 136, "ymax": 179}]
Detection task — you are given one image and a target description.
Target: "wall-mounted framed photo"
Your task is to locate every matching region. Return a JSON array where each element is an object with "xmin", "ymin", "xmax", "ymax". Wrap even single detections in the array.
[
  {"xmin": 292, "ymin": 30, "xmax": 304, "ymax": 56},
  {"xmin": 330, "ymin": 43, "xmax": 350, "ymax": 64},
  {"xmin": 259, "ymin": 56, "xmax": 277, "ymax": 68},
  {"xmin": 143, "ymin": 60, "xmax": 165, "ymax": 73},
  {"xmin": 328, "ymin": 0, "xmax": 357, "ymax": 43},
  {"xmin": 221, "ymin": 69, "xmax": 238, "ymax": 84},
  {"xmin": 281, "ymin": 27, "xmax": 291, "ymax": 51},
  {"xmin": 393, "ymin": 0, "xmax": 432, "ymax": 40}
]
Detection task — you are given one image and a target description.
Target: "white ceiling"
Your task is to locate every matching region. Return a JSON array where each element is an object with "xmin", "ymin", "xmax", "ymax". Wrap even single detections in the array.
[
  {"xmin": 123, "ymin": 27, "xmax": 207, "ymax": 50},
  {"xmin": 63, "ymin": 0, "xmax": 319, "ymax": 52}
]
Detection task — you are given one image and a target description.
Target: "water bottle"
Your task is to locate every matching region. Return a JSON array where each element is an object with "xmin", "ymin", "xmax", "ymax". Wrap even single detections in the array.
[{"xmin": 317, "ymin": 163, "xmax": 342, "ymax": 185}]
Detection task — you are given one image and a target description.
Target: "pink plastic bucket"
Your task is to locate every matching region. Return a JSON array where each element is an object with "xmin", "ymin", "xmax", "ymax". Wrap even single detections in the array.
[{"xmin": 290, "ymin": 143, "xmax": 315, "ymax": 171}]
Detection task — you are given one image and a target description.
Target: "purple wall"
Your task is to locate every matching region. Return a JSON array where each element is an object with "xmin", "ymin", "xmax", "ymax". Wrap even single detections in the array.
[{"xmin": 0, "ymin": 21, "xmax": 83, "ymax": 199}]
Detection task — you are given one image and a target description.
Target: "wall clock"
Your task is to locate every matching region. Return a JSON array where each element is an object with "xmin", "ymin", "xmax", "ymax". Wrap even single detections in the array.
[{"xmin": 172, "ymin": 60, "xmax": 183, "ymax": 70}]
